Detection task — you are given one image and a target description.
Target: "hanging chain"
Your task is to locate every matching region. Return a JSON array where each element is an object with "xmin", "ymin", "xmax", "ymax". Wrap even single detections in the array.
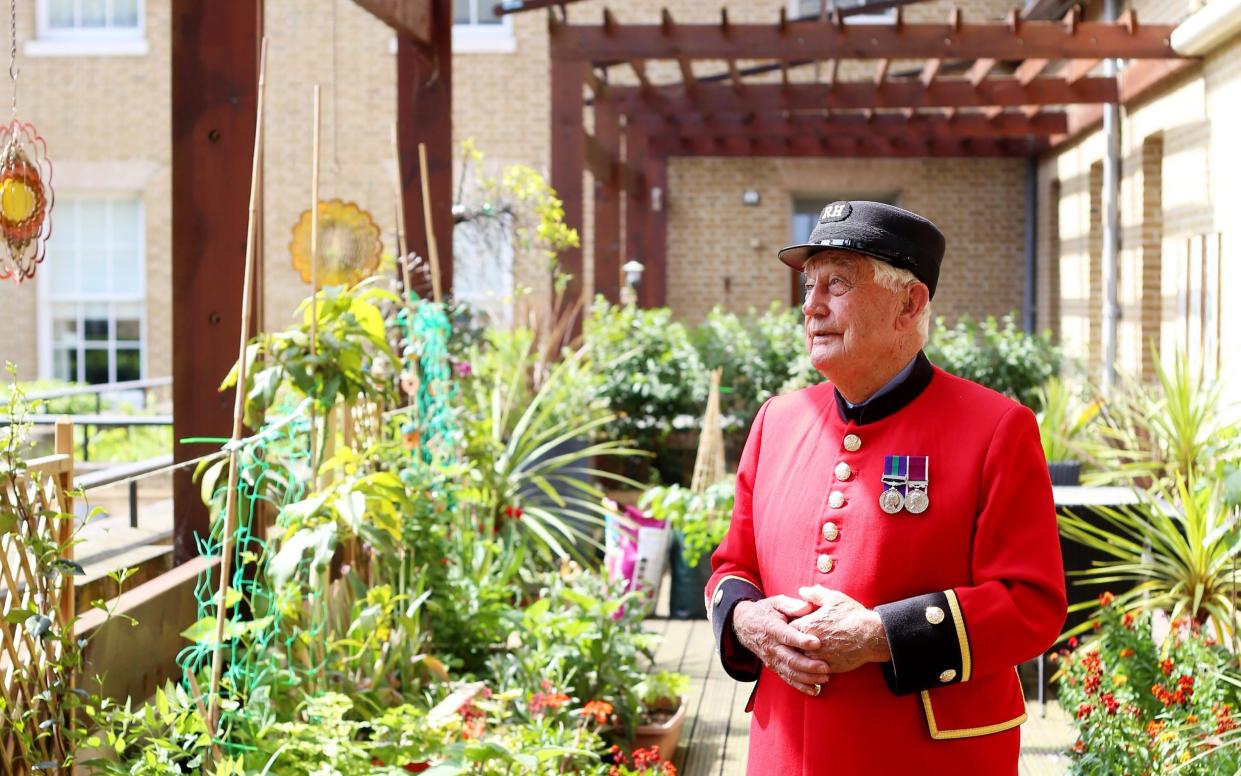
[{"xmin": 9, "ymin": 0, "xmax": 18, "ymax": 116}]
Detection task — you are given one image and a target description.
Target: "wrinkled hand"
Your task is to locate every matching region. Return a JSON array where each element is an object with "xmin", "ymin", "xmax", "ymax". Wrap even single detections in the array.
[
  {"xmin": 789, "ymin": 586, "xmax": 892, "ymax": 675},
  {"xmin": 733, "ymin": 595, "xmax": 831, "ymax": 696}
]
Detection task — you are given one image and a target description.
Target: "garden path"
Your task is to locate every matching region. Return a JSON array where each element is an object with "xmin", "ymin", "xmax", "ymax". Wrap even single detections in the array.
[{"xmin": 647, "ymin": 591, "xmax": 1075, "ymax": 775}]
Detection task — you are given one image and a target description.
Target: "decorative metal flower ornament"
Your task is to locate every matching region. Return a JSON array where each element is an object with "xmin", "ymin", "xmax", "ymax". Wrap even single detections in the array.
[{"xmin": 289, "ymin": 199, "xmax": 383, "ymax": 288}]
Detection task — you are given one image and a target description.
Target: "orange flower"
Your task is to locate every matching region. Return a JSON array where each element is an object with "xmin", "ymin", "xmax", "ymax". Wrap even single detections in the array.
[
  {"xmin": 1098, "ymin": 591, "xmax": 1115, "ymax": 607},
  {"xmin": 584, "ymin": 700, "xmax": 614, "ymax": 725},
  {"xmin": 1120, "ymin": 648, "xmax": 1134, "ymax": 658}
]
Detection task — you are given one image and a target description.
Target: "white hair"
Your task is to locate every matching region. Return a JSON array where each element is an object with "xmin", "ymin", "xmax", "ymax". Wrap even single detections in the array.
[{"xmin": 804, "ymin": 253, "xmax": 932, "ymax": 346}]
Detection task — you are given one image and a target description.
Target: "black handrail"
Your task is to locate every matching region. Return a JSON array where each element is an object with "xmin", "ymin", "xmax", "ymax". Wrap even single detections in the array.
[{"xmin": 78, "ymin": 454, "xmax": 175, "ymax": 529}]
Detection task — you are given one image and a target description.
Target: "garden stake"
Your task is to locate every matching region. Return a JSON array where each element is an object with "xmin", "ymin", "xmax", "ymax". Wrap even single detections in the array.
[
  {"xmin": 390, "ymin": 122, "xmax": 420, "ymax": 410},
  {"xmin": 309, "ymin": 84, "xmax": 322, "ymax": 477},
  {"xmin": 418, "ymin": 142, "xmax": 442, "ymax": 302},
  {"xmin": 207, "ymin": 35, "xmax": 268, "ymax": 736}
]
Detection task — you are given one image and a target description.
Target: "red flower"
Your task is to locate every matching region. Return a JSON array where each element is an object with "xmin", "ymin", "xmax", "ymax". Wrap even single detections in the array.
[
  {"xmin": 1101, "ymin": 692, "xmax": 1120, "ymax": 715},
  {"xmin": 1120, "ymin": 648, "xmax": 1134, "ymax": 658},
  {"xmin": 1098, "ymin": 591, "xmax": 1115, "ymax": 607},
  {"xmin": 1122, "ymin": 612, "xmax": 1135, "ymax": 627},
  {"xmin": 1068, "ymin": 636, "xmax": 1079, "ymax": 649},
  {"xmin": 403, "ymin": 764, "xmax": 430, "ymax": 773},
  {"xmin": 1072, "ymin": 739, "xmax": 1086, "ymax": 754},
  {"xmin": 1077, "ymin": 703, "xmax": 1094, "ymax": 720},
  {"xmin": 1160, "ymin": 658, "xmax": 1175, "ymax": 676},
  {"xmin": 1084, "ymin": 673, "xmax": 1101, "ymax": 695},
  {"xmin": 503, "ymin": 505, "xmax": 524, "ymax": 520}
]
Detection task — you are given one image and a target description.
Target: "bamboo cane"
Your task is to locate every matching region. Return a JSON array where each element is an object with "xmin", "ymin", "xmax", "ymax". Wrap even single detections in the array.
[
  {"xmin": 206, "ymin": 36, "xmax": 268, "ymax": 733},
  {"xmin": 309, "ymin": 85, "xmax": 322, "ymax": 476},
  {"xmin": 418, "ymin": 142, "xmax": 442, "ymax": 303}
]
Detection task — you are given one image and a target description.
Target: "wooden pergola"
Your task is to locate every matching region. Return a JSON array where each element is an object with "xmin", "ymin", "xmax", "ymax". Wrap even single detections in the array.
[{"xmin": 541, "ymin": 5, "xmax": 1191, "ymax": 309}]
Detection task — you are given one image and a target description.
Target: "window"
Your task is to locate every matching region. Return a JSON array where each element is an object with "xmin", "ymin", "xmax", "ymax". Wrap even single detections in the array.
[
  {"xmin": 792, "ymin": 0, "xmax": 897, "ymax": 24},
  {"xmin": 452, "ymin": 212, "xmax": 515, "ymax": 328},
  {"xmin": 38, "ymin": 196, "xmax": 145, "ymax": 384},
  {"xmin": 28, "ymin": 0, "xmax": 148, "ymax": 57},
  {"xmin": 453, "ymin": 0, "xmax": 516, "ymax": 54}
]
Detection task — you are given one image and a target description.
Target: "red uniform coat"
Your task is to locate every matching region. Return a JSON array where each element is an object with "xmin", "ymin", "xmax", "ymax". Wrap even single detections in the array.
[{"xmin": 706, "ymin": 355, "xmax": 1066, "ymax": 775}]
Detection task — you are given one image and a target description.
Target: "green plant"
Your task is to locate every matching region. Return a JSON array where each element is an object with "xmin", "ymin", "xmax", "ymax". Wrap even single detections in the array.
[
  {"xmin": 1058, "ymin": 480, "xmax": 1241, "ymax": 641},
  {"xmin": 639, "ymin": 480, "xmax": 734, "ymax": 569},
  {"xmin": 1055, "ymin": 597, "xmax": 1241, "ymax": 775},
  {"xmin": 1035, "ymin": 377, "xmax": 1100, "ymax": 462},
  {"xmin": 924, "ymin": 314, "xmax": 1060, "ymax": 409},
  {"xmin": 1081, "ymin": 351, "xmax": 1240, "ymax": 489},
  {"xmin": 635, "ymin": 671, "xmax": 690, "ymax": 713},
  {"xmin": 458, "ymin": 328, "xmax": 646, "ymax": 566},
  {"xmin": 583, "ymin": 300, "xmax": 709, "ymax": 454}
]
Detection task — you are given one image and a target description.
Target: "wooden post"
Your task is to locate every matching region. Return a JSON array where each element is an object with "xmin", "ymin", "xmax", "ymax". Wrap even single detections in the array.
[
  {"xmin": 397, "ymin": 0, "xmax": 453, "ymax": 299},
  {"xmin": 623, "ymin": 124, "xmax": 648, "ymax": 306},
  {"xmin": 171, "ymin": 1, "xmax": 263, "ymax": 566},
  {"xmin": 640, "ymin": 153, "xmax": 668, "ymax": 308},
  {"xmin": 551, "ymin": 58, "xmax": 587, "ymax": 313},
  {"xmin": 593, "ymin": 101, "xmax": 622, "ymax": 305},
  {"xmin": 53, "ymin": 418, "xmax": 74, "ymax": 630}
]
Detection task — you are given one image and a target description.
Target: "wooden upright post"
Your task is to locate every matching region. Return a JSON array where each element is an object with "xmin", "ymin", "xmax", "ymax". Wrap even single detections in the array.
[
  {"xmin": 623, "ymin": 124, "xmax": 648, "ymax": 306},
  {"xmin": 593, "ymin": 101, "xmax": 622, "ymax": 305},
  {"xmin": 641, "ymin": 153, "xmax": 668, "ymax": 309},
  {"xmin": 397, "ymin": 0, "xmax": 454, "ymax": 299},
  {"xmin": 54, "ymin": 417, "xmax": 74, "ymax": 625},
  {"xmin": 551, "ymin": 58, "xmax": 588, "ymax": 311},
  {"xmin": 171, "ymin": 1, "xmax": 263, "ymax": 565}
]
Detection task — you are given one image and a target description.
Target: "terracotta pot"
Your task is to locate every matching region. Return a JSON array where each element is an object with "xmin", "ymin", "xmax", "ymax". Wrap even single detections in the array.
[{"xmin": 632, "ymin": 697, "xmax": 687, "ymax": 761}]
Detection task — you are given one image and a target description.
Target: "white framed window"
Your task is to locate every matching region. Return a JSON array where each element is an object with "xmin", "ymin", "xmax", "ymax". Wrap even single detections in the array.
[
  {"xmin": 38, "ymin": 195, "xmax": 146, "ymax": 384},
  {"xmin": 792, "ymin": 0, "xmax": 897, "ymax": 24},
  {"xmin": 27, "ymin": 0, "xmax": 149, "ymax": 57},
  {"xmin": 453, "ymin": 0, "xmax": 516, "ymax": 54},
  {"xmin": 453, "ymin": 212, "xmax": 515, "ymax": 328}
]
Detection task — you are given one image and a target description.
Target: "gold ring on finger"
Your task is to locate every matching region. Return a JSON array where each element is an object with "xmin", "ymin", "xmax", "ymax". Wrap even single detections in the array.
[{"xmin": 813, "ymin": 684, "xmax": 822, "ymax": 697}]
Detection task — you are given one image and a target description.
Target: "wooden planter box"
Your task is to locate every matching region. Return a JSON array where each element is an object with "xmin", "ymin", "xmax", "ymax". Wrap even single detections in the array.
[{"xmin": 633, "ymin": 697, "xmax": 688, "ymax": 760}]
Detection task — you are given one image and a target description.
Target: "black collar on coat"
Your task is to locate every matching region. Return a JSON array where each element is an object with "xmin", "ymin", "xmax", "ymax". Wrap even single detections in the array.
[{"xmin": 833, "ymin": 351, "xmax": 934, "ymax": 426}]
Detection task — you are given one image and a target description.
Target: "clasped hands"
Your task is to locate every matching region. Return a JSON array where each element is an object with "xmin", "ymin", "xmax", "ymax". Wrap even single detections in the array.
[{"xmin": 731, "ymin": 586, "xmax": 891, "ymax": 697}]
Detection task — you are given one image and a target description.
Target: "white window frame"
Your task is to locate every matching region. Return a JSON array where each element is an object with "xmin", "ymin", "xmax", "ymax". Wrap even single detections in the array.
[
  {"xmin": 453, "ymin": 0, "xmax": 516, "ymax": 54},
  {"xmin": 27, "ymin": 0, "xmax": 149, "ymax": 57},
  {"xmin": 790, "ymin": 0, "xmax": 897, "ymax": 25},
  {"xmin": 36, "ymin": 192, "xmax": 148, "ymax": 385}
]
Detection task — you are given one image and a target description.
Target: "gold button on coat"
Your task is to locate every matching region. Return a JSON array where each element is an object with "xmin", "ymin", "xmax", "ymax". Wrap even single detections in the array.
[
  {"xmin": 939, "ymin": 669, "xmax": 957, "ymax": 683},
  {"xmin": 822, "ymin": 522, "xmax": 839, "ymax": 541},
  {"xmin": 828, "ymin": 491, "xmax": 845, "ymax": 509},
  {"xmin": 843, "ymin": 434, "xmax": 862, "ymax": 452},
  {"xmin": 816, "ymin": 554, "xmax": 834, "ymax": 573},
  {"xmin": 834, "ymin": 462, "xmax": 853, "ymax": 481},
  {"xmin": 713, "ymin": 588, "xmax": 724, "ymax": 607},
  {"xmin": 925, "ymin": 606, "xmax": 945, "ymax": 625}
]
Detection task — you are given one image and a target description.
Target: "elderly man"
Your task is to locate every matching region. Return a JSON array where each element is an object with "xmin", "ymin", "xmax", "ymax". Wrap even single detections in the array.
[{"xmin": 704, "ymin": 201, "xmax": 1066, "ymax": 773}]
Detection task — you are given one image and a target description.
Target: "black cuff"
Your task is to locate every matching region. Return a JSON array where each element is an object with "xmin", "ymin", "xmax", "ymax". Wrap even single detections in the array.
[
  {"xmin": 708, "ymin": 577, "xmax": 763, "ymax": 682},
  {"xmin": 875, "ymin": 590, "xmax": 970, "ymax": 696}
]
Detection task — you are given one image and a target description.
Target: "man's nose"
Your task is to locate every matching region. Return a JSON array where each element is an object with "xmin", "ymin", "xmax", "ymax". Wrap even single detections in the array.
[{"xmin": 802, "ymin": 285, "xmax": 829, "ymax": 316}]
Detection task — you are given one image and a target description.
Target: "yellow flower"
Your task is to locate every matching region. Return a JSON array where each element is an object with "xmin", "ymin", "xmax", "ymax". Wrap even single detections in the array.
[{"xmin": 1114, "ymin": 675, "xmax": 1128, "ymax": 687}]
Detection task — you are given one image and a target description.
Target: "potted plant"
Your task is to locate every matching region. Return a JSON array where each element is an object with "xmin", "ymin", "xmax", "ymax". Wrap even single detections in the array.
[
  {"xmin": 632, "ymin": 671, "xmax": 691, "ymax": 758},
  {"xmin": 1035, "ymin": 376, "xmax": 1098, "ymax": 486},
  {"xmin": 639, "ymin": 481, "xmax": 734, "ymax": 619}
]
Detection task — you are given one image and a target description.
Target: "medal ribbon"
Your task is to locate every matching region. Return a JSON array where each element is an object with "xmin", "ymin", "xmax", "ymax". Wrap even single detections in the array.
[
  {"xmin": 883, "ymin": 455, "xmax": 909, "ymax": 481},
  {"xmin": 908, "ymin": 455, "xmax": 927, "ymax": 483}
]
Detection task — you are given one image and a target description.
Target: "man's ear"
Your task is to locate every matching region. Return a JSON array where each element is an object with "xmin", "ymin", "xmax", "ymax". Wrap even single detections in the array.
[{"xmin": 897, "ymin": 282, "xmax": 930, "ymax": 331}]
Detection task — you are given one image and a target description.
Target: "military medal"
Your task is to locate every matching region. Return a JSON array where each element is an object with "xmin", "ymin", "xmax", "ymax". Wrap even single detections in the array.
[
  {"xmin": 879, "ymin": 455, "xmax": 907, "ymax": 514},
  {"xmin": 906, "ymin": 456, "xmax": 930, "ymax": 514}
]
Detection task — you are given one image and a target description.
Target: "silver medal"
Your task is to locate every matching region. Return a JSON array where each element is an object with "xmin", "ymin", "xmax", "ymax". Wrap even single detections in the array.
[
  {"xmin": 879, "ymin": 487, "xmax": 904, "ymax": 514},
  {"xmin": 905, "ymin": 487, "xmax": 928, "ymax": 514}
]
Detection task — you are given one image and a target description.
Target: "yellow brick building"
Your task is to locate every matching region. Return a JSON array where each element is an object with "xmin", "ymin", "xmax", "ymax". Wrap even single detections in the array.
[{"xmin": 0, "ymin": 0, "xmax": 1233, "ymax": 404}]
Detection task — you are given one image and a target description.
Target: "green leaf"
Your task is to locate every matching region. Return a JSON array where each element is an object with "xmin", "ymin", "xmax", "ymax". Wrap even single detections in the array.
[{"xmin": 4, "ymin": 608, "xmax": 36, "ymax": 624}]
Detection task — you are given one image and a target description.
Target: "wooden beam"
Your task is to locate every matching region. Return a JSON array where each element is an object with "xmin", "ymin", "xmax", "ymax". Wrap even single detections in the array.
[
  {"xmin": 651, "ymin": 134, "xmax": 1048, "ymax": 157},
  {"xmin": 630, "ymin": 59, "xmax": 651, "ymax": 89},
  {"xmin": 1057, "ymin": 57, "xmax": 1198, "ymax": 147},
  {"xmin": 967, "ymin": 58, "xmax": 997, "ymax": 87},
  {"xmin": 919, "ymin": 58, "xmax": 941, "ymax": 87},
  {"xmin": 639, "ymin": 111, "xmax": 1069, "ymax": 139},
  {"xmin": 874, "ymin": 58, "xmax": 890, "ymax": 85},
  {"xmin": 727, "ymin": 59, "xmax": 745, "ymax": 91},
  {"xmin": 352, "ymin": 0, "xmax": 431, "ymax": 47},
  {"xmin": 171, "ymin": 0, "xmax": 262, "ymax": 564},
  {"xmin": 639, "ymin": 152, "xmax": 667, "ymax": 308},
  {"xmin": 493, "ymin": 0, "xmax": 590, "ymax": 15},
  {"xmin": 549, "ymin": 20, "xmax": 1182, "ymax": 61},
  {"xmin": 398, "ymin": 0, "xmax": 453, "ymax": 299},
  {"xmin": 551, "ymin": 58, "xmax": 588, "ymax": 310},
  {"xmin": 1065, "ymin": 58, "xmax": 1100, "ymax": 85},
  {"xmin": 592, "ymin": 101, "xmax": 622, "ymax": 305},
  {"xmin": 678, "ymin": 57, "xmax": 697, "ymax": 90},
  {"xmin": 623, "ymin": 126, "xmax": 649, "ymax": 301},
  {"xmin": 1014, "ymin": 57, "xmax": 1051, "ymax": 86},
  {"xmin": 600, "ymin": 76, "xmax": 1119, "ymax": 113}
]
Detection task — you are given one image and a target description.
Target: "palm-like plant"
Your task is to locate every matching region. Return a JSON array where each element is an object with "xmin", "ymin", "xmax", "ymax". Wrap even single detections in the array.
[
  {"xmin": 459, "ymin": 329, "xmax": 647, "ymax": 567},
  {"xmin": 1082, "ymin": 351, "xmax": 1240, "ymax": 488},
  {"xmin": 1035, "ymin": 376, "xmax": 1100, "ymax": 462},
  {"xmin": 1059, "ymin": 479, "xmax": 1241, "ymax": 642}
]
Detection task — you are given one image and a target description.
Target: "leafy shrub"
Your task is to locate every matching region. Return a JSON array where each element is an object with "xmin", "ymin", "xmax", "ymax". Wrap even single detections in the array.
[
  {"xmin": 924, "ymin": 314, "xmax": 1059, "ymax": 409},
  {"xmin": 1056, "ymin": 596, "xmax": 1241, "ymax": 775},
  {"xmin": 583, "ymin": 300, "xmax": 708, "ymax": 454}
]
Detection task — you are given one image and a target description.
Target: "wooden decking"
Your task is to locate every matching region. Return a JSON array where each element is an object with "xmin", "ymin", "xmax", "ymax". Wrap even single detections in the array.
[{"xmin": 645, "ymin": 616, "xmax": 1075, "ymax": 776}]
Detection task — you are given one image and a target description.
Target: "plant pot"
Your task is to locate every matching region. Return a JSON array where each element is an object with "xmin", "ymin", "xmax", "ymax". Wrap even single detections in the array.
[
  {"xmin": 669, "ymin": 532, "xmax": 714, "ymax": 620},
  {"xmin": 633, "ymin": 696, "xmax": 687, "ymax": 760},
  {"xmin": 1048, "ymin": 460, "xmax": 1082, "ymax": 486}
]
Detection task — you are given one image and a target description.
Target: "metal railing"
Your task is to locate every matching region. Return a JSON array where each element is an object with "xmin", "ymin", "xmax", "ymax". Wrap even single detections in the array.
[{"xmin": 77, "ymin": 454, "xmax": 175, "ymax": 529}]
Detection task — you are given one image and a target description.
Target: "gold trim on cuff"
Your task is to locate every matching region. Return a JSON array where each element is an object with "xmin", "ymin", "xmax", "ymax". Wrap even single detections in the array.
[
  {"xmin": 943, "ymin": 589, "xmax": 972, "ymax": 683},
  {"xmin": 707, "ymin": 575, "xmax": 763, "ymax": 626},
  {"xmin": 919, "ymin": 686, "xmax": 1027, "ymax": 740}
]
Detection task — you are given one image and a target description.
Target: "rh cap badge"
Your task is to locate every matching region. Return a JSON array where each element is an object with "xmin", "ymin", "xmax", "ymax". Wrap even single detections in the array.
[{"xmin": 819, "ymin": 201, "xmax": 852, "ymax": 223}]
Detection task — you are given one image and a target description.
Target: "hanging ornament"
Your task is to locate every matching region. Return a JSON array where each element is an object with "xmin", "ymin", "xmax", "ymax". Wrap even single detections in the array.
[
  {"xmin": 0, "ymin": 0, "xmax": 53, "ymax": 283},
  {"xmin": 289, "ymin": 199, "xmax": 382, "ymax": 288}
]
